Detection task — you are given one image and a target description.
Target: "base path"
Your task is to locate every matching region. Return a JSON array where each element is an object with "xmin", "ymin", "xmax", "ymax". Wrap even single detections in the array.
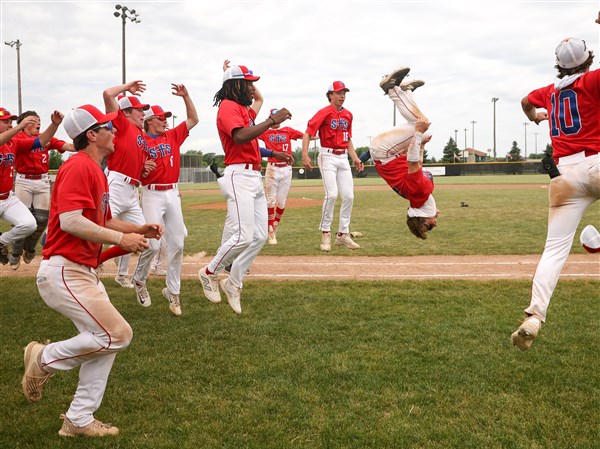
[{"xmin": 2, "ymin": 254, "xmax": 598, "ymax": 281}]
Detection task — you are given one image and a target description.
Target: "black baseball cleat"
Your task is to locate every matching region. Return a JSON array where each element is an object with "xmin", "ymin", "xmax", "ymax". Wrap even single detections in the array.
[{"xmin": 379, "ymin": 67, "xmax": 410, "ymax": 93}]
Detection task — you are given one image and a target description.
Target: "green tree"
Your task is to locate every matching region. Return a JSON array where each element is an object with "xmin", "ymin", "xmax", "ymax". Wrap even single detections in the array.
[
  {"xmin": 48, "ymin": 150, "xmax": 64, "ymax": 169},
  {"xmin": 508, "ymin": 141, "xmax": 522, "ymax": 161},
  {"xmin": 441, "ymin": 137, "xmax": 459, "ymax": 162}
]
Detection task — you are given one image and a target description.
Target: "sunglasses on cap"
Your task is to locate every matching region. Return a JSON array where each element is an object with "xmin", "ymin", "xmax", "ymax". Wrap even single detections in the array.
[{"xmin": 91, "ymin": 121, "xmax": 114, "ymax": 132}]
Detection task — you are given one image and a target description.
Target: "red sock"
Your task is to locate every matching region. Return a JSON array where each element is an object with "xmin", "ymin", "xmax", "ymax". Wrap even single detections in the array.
[
  {"xmin": 274, "ymin": 207, "xmax": 285, "ymax": 227},
  {"xmin": 268, "ymin": 207, "xmax": 275, "ymax": 228},
  {"xmin": 99, "ymin": 246, "xmax": 129, "ymax": 264}
]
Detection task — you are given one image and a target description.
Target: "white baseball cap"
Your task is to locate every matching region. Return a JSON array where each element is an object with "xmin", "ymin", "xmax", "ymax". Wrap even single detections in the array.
[
  {"xmin": 117, "ymin": 95, "xmax": 150, "ymax": 111},
  {"xmin": 555, "ymin": 37, "xmax": 589, "ymax": 69},
  {"xmin": 63, "ymin": 105, "xmax": 118, "ymax": 139},
  {"xmin": 580, "ymin": 224, "xmax": 600, "ymax": 253},
  {"xmin": 144, "ymin": 105, "xmax": 172, "ymax": 122},
  {"xmin": 223, "ymin": 65, "xmax": 260, "ymax": 83}
]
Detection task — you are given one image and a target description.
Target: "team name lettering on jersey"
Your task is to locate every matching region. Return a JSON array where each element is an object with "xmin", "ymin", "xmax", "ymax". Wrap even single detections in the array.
[
  {"xmin": 147, "ymin": 143, "xmax": 172, "ymax": 159},
  {"xmin": 0, "ymin": 153, "xmax": 15, "ymax": 166},
  {"xmin": 331, "ymin": 118, "xmax": 350, "ymax": 130},
  {"xmin": 268, "ymin": 134, "xmax": 289, "ymax": 144},
  {"xmin": 101, "ymin": 192, "xmax": 110, "ymax": 215},
  {"xmin": 137, "ymin": 134, "xmax": 148, "ymax": 152}
]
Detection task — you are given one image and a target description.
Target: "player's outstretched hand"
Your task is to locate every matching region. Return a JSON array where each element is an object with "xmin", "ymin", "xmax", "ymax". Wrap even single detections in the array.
[
  {"xmin": 171, "ymin": 83, "xmax": 189, "ymax": 97},
  {"xmin": 271, "ymin": 151, "xmax": 293, "ymax": 163},
  {"xmin": 422, "ymin": 134, "xmax": 433, "ymax": 145},
  {"xmin": 50, "ymin": 110, "xmax": 64, "ymax": 125},
  {"xmin": 126, "ymin": 80, "xmax": 146, "ymax": 96},
  {"xmin": 140, "ymin": 223, "xmax": 163, "ymax": 240},
  {"xmin": 119, "ymin": 233, "xmax": 149, "ymax": 253},
  {"xmin": 354, "ymin": 160, "xmax": 365, "ymax": 172},
  {"xmin": 534, "ymin": 111, "xmax": 548, "ymax": 125},
  {"xmin": 303, "ymin": 156, "xmax": 313, "ymax": 171},
  {"xmin": 17, "ymin": 115, "xmax": 38, "ymax": 130},
  {"xmin": 270, "ymin": 108, "xmax": 292, "ymax": 126}
]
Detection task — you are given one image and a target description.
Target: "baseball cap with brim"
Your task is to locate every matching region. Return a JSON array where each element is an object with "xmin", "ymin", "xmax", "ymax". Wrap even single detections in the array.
[
  {"xmin": 117, "ymin": 95, "xmax": 150, "ymax": 111},
  {"xmin": 0, "ymin": 107, "xmax": 18, "ymax": 121},
  {"xmin": 580, "ymin": 224, "xmax": 600, "ymax": 253},
  {"xmin": 63, "ymin": 104, "xmax": 118, "ymax": 140},
  {"xmin": 556, "ymin": 37, "xmax": 589, "ymax": 69},
  {"xmin": 223, "ymin": 65, "xmax": 260, "ymax": 83},
  {"xmin": 144, "ymin": 105, "xmax": 173, "ymax": 122},
  {"xmin": 328, "ymin": 81, "xmax": 350, "ymax": 92}
]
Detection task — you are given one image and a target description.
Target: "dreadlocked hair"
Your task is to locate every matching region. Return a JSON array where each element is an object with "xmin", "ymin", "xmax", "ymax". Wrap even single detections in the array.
[{"xmin": 213, "ymin": 80, "xmax": 253, "ymax": 107}]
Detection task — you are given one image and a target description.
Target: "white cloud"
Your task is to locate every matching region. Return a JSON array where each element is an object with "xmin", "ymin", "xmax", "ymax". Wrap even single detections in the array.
[{"xmin": 1, "ymin": 0, "xmax": 598, "ymax": 159}]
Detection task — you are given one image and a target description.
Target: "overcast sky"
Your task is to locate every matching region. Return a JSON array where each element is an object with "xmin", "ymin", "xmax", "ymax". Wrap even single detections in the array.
[{"xmin": 1, "ymin": 0, "xmax": 599, "ymax": 160}]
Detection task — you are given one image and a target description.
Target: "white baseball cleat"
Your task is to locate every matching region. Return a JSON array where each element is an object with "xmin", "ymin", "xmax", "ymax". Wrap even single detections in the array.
[
  {"xmin": 400, "ymin": 79, "xmax": 425, "ymax": 92},
  {"xmin": 379, "ymin": 67, "xmax": 410, "ymax": 93},
  {"xmin": 134, "ymin": 281, "xmax": 152, "ymax": 307},
  {"xmin": 58, "ymin": 414, "xmax": 119, "ymax": 437},
  {"xmin": 162, "ymin": 288, "xmax": 181, "ymax": 316},
  {"xmin": 22, "ymin": 340, "xmax": 52, "ymax": 402},
  {"xmin": 511, "ymin": 315, "xmax": 542, "ymax": 351},
  {"xmin": 199, "ymin": 266, "xmax": 222, "ymax": 303},
  {"xmin": 268, "ymin": 225, "xmax": 277, "ymax": 245},
  {"xmin": 220, "ymin": 278, "xmax": 242, "ymax": 314},
  {"xmin": 335, "ymin": 233, "xmax": 361, "ymax": 250},
  {"xmin": 9, "ymin": 253, "xmax": 20, "ymax": 270},
  {"xmin": 114, "ymin": 275, "xmax": 134, "ymax": 289},
  {"xmin": 320, "ymin": 231, "xmax": 331, "ymax": 252}
]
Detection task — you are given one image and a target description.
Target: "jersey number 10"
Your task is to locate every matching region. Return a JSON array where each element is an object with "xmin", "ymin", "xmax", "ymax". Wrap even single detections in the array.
[{"xmin": 550, "ymin": 90, "xmax": 582, "ymax": 137}]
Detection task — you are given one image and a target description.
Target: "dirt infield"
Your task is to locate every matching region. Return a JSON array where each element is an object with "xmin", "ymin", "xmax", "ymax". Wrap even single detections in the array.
[{"xmin": 2, "ymin": 253, "xmax": 598, "ymax": 281}]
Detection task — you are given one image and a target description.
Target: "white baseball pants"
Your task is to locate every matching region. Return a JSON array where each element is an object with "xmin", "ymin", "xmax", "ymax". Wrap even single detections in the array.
[
  {"xmin": 0, "ymin": 193, "xmax": 36, "ymax": 245},
  {"xmin": 107, "ymin": 173, "xmax": 146, "ymax": 276},
  {"xmin": 526, "ymin": 153, "xmax": 600, "ymax": 321},
  {"xmin": 264, "ymin": 164, "xmax": 292, "ymax": 209},
  {"xmin": 36, "ymin": 256, "xmax": 132, "ymax": 427},
  {"xmin": 133, "ymin": 187, "xmax": 187, "ymax": 294},
  {"xmin": 207, "ymin": 165, "xmax": 268, "ymax": 289},
  {"xmin": 317, "ymin": 151, "xmax": 354, "ymax": 234}
]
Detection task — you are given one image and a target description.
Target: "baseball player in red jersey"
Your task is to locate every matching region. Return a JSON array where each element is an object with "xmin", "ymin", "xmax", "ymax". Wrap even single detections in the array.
[
  {"xmin": 22, "ymin": 104, "xmax": 162, "ymax": 437},
  {"xmin": 0, "ymin": 108, "xmax": 44, "ymax": 264},
  {"xmin": 302, "ymin": 81, "xmax": 364, "ymax": 252},
  {"xmin": 370, "ymin": 67, "xmax": 439, "ymax": 239},
  {"xmin": 102, "ymin": 81, "xmax": 150, "ymax": 289},
  {"xmin": 259, "ymin": 109, "xmax": 302, "ymax": 245},
  {"xmin": 9, "ymin": 111, "xmax": 75, "ymax": 269},
  {"xmin": 131, "ymin": 84, "xmax": 199, "ymax": 316},
  {"xmin": 198, "ymin": 64, "xmax": 292, "ymax": 314},
  {"xmin": 511, "ymin": 22, "xmax": 600, "ymax": 350}
]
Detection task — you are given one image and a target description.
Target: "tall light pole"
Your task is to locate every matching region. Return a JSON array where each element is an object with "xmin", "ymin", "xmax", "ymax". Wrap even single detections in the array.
[
  {"xmin": 523, "ymin": 122, "xmax": 529, "ymax": 159},
  {"xmin": 491, "ymin": 97, "xmax": 499, "ymax": 161},
  {"xmin": 534, "ymin": 132, "xmax": 539, "ymax": 157},
  {"xmin": 454, "ymin": 129, "xmax": 458, "ymax": 144},
  {"xmin": 172, "ymin": 115, "xmax": 177, "ymax": 129},
  {"xmin": 4, "ymin": 39, "xmax": 23, "ymax": 115},
  {"xmin": 114, "ymin": 5, "xmax": 141, "ymax": 84},
  {"xmin": 471, "ymin": 120, "xmax": 477, "ymax": 149},
  {"xmin": 463, "ymin": 128, "xmax": 467, "ymax": 162}
]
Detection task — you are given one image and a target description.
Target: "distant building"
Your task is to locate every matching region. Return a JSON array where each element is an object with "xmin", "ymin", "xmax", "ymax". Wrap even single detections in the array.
[{"xmin": 459, "ymin": 148, "xmax": 488, "ymax": 162}]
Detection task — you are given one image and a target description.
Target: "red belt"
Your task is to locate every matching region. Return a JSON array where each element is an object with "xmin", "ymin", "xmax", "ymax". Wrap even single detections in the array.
[
  {"xmin": 325, "ymin": 149, "xmax": 346, "ymax": 155},
  {"xmin": 269, "ymin": 162, "xmax": 289, "ymax": 167},
  {"xmin": 0, "ymin": 192, "xmax": 10, "ymax": 200},
  {"xmin": 21, "ymin": 174, "xmax": 45, "ymax": 180},
  {"xmin": 585, "ymin": 150, "xmax": 599, "ymax": 157},
  {"xmin": 124, "ymin": 176, "xmax": 141, "ymax": 187},
  {"xmin": 244, "ymin": 163, "xmax": 262, "ymax": 171},
  {"xmin": 147, "ymin": 183, "xmax": 176, "ymax": 191}
]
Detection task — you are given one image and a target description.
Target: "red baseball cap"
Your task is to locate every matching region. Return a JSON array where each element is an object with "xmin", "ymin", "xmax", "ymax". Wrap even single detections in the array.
[
  {"xmin": 63, "ymin": 104, "xmax": 118, "ymax": 139},
  {"xmin": 0, "ymin": 107, "xmax": 18, "ymax": 121},
  {"xmin": 144, "ymin": 105, "xmax": 172, "ymax": 121},
  {"xmin": 328, "ymin": 81, "xmax": 350, "ymax": 93},
  {"xmin": 223, "ymin": 65, "xmax": 260, "ymax": 83},
  {"xmin": 117, "ymin": 95, "xmax": 150, "ymax": 111}
]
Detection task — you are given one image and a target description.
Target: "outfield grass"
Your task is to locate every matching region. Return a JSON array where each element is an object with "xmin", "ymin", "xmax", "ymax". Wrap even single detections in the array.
[{"xmin": 1, "ymin": 278, "xmax": 599, "ymax": 449}]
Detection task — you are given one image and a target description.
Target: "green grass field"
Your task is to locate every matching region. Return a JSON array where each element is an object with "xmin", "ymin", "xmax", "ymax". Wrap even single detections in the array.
[{"xmin": 1, "ymin": 175, "xmax": 599, "ymax": 448}]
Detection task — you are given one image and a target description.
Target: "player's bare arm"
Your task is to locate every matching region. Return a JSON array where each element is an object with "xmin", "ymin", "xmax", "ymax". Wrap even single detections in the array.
[
  {"xmin": 301, "ymin": 133, "xmax": 314, "ymax": 170},
  {"xmin": 0, "ymin": 115, "xmax": 37, "ymax": 145},
  {"xmin": 271, "ymin": 151, "xmax": 294, "ymax": 163},
  {"xmin": 172, "ymin": 83, "xmax": 199, "ymax": 130},
  {"xmin": 107, "ymin": 219, "xmax": 163, "ymax": 240},
  {"xmin": 346, "ymin": 139, "xmax": 364, "ymax": 172},
  {"xmin": 232, "ymin": 108, "xmax": 292, "ymax": 144},
  {"xmin": 521, "ymin": 96, "xmax": 548, "ymax": 124},
  {"xmin": 103, "ymin": 80, "xmax": 147, "ymax": 112},
  {"xmin": 38, "ymin": 111, "xmax": 63, "ymax": 147}
]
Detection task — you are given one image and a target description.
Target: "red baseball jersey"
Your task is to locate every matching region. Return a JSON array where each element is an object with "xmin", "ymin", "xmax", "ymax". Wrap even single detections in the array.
[
  {"xmin": 142, "ymin": 122, "xmax": 189, "ymax": 185},
  {"xmin": 305, "ymin": 105, "xmax": 353, "ymax": 149},
  {"xmin": 528, "ymin": 69, "xmax": 600, "ymax": 159},
  {"xmin": 0, "ymin": 136, "xmax": 36, "ymax": 193},
  {"xmin": 13, "ymin": 131, "xmax": 66, "ymax": 174},
  {"xmin": 42, "ymin": 152, "xmax": 113, "ymax": 268},
  {"xmin": 217, "ymin": 99, "xmax": 260, "ymax": 166},
  {"xmin": 106, "ymin": 109, "xmax": 147, "ymax": 180},
  {"xmin": 375, "ymin": 155, "xmax": 434, "ymax": 208},
  {"xmin": 259, "ymin": 127, "xmax": 303, "ymax": 163}
]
